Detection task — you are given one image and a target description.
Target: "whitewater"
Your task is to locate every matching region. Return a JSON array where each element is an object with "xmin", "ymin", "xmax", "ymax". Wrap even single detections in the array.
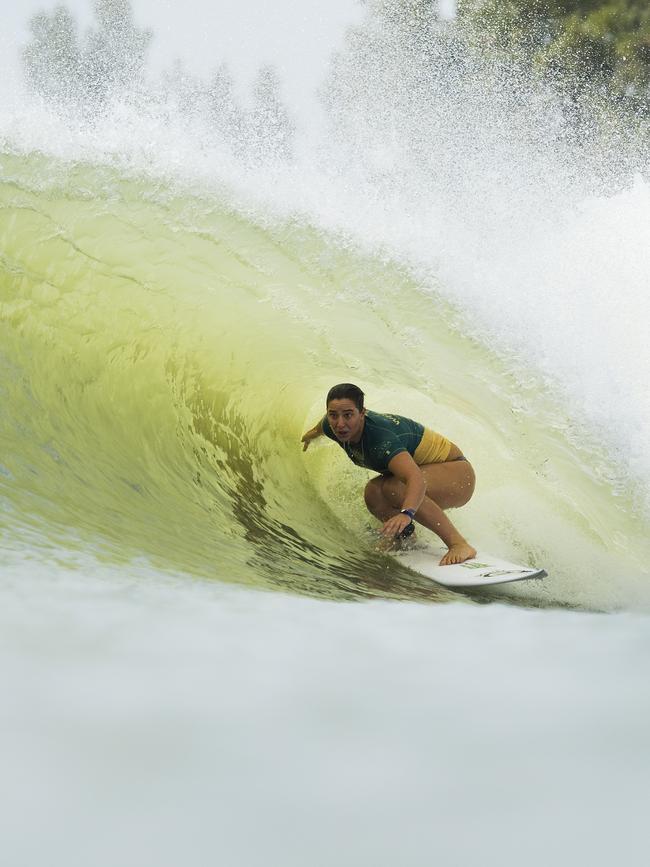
[{"xmin": 1, "ymin": 2, "xmax": 649, "ymax": 865}]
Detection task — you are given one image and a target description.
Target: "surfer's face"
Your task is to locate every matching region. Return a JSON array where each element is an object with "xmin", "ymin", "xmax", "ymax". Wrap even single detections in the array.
[{"xmin": 327, "ymin": 398, "xmax": 365, "ymax": 443}]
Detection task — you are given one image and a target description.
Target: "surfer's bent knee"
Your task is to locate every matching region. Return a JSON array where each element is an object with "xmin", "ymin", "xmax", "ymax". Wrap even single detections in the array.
[
  {"xmin": 364, "ymin": 476, "xmax": 385, "ymax": 507},
  {"xmin": 379, "ymin": 474, "xmax": 403, "ymax": 501}
]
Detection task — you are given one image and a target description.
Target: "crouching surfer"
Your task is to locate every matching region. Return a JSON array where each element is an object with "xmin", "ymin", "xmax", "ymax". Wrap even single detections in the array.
[{"xmin": 301, "ymin": 383, "xmax": 476, "ymax": 566}]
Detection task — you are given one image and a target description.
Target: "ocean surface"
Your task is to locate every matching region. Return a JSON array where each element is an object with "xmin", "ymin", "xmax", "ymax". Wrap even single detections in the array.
[{"xmin": 1, "ymin": 3, "xmax": 649, "ymax": 865}]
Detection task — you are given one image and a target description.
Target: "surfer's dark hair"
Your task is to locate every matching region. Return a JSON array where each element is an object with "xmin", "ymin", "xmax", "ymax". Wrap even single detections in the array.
[{"xmin": 326, "ymin": 383, "xmax": 365, "ymax": 411}]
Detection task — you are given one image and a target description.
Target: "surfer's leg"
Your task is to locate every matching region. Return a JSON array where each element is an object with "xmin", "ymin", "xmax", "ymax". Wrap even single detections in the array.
[
  {"xmin": 364, "ymin": 475, "xmax": 397, "ymax": 521},
  {"xmin": 364, "ymin": 476, "xmax": 417, "ymax": 552},
  {"xmin": 380, "ymin": 459, "xmax": 475, "ymax": 510},
  {"xmin": 365, "ymin": 461, "xmax": 475, "ymax": 518},
  {"xmin": 380, "ymin": 460, "xmax": 476, "ymax": 564},
  {"xmin": 421, "ymin": 458, "xmax": 476, "ymax": 509}
]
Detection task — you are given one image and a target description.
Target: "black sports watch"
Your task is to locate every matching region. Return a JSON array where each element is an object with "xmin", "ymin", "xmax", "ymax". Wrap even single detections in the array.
[{"xmin": 400, "ymin": 508, "xmax": 416, "ymax": 521}]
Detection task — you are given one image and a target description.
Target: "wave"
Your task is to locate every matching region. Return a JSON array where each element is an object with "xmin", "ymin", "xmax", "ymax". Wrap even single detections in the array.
[{"xmin": 1, "ymin": 151, "xmax": 649, "ymax": 611}]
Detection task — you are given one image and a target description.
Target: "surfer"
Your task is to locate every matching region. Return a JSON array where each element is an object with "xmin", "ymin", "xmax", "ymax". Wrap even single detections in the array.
[{"xmin": 301, "ymin": 383, "xmax": 476, "ymax": 566}]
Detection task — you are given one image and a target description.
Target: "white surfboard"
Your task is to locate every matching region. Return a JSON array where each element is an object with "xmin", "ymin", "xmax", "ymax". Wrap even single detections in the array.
[{"xmin": 394, "ymin": 547, "xmax": 547, "ymax": 588}]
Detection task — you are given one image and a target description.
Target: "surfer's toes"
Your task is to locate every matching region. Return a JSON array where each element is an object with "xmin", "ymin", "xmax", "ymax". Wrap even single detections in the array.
[{"xmin": 439, "ymin": 544, "xmax": 476, "ymax": 566}]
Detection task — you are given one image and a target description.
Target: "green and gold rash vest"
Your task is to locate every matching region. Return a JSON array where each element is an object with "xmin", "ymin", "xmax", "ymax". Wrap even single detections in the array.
[{"xmin": 322, "ymin": 410, "xmax": 425, "ymax": 474}]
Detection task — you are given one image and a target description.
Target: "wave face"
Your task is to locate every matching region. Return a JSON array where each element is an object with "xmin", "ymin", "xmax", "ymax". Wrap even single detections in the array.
[{"xmin": 1, "ymin": 6, "xmax": 650, "ymax": 610}]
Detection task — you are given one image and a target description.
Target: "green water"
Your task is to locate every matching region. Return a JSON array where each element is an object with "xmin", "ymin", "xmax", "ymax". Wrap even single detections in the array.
[{"xmin": 1, "ymin": 152, "xmax": 648, "ymax": 610}]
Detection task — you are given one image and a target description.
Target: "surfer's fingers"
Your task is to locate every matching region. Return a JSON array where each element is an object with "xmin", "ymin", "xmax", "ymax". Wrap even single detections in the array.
[
  {"xmin": 381, "ymin": 517, "xmax": 409, "ymax": 537},
  {"xmin": 301, "ymin": 430, "xmax": 318, "ymax": 449}
]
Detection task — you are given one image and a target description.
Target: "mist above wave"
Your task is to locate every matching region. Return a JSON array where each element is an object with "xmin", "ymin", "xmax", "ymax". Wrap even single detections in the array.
[{"xmin": 20, "ymin": 0, "xmax": 296, "ymax": 165}]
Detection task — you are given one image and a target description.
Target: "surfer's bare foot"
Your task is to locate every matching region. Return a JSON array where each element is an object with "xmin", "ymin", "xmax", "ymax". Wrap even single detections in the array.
[{"xmin": 439, "ymin": 543, "xmax": 476, "ymax": 566}]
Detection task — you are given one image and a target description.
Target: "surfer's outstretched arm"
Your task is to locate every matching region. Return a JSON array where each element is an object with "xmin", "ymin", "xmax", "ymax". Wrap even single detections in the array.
[
  {"xmin": 301, "ymin": 419, "xmax": 324, "ymax": 451},
  {"xmin": 370, "ymin": 452, "xmax": 477, "ymax": 566}
]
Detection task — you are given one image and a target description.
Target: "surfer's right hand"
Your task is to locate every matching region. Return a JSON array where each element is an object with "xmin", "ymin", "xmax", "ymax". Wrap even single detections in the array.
[{"xmin": 301, "ymin": 427, "xmax": 320, "ymax": 451}]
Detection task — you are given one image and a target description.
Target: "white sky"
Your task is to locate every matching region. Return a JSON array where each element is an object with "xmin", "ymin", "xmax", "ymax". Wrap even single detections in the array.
[{"xmin": 1, "ymin": 0, "xmax": 366, "ymax": 110}]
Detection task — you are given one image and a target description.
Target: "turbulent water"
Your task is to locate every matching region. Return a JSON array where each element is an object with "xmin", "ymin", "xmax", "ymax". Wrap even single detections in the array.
[{"xmin": 1, "ymin": 4, "xmax": 650, "ymax": 865}]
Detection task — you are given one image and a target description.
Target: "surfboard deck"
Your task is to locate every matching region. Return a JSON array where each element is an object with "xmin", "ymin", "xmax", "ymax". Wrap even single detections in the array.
[{"xmin": 394, "ymin": 547, "xmax": 547, "ymax": 588}]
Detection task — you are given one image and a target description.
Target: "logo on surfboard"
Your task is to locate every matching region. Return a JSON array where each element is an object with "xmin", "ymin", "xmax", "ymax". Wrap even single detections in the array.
[{"xmin": 460, "ymin": 562, "xmax": 537, "ymax": 578}]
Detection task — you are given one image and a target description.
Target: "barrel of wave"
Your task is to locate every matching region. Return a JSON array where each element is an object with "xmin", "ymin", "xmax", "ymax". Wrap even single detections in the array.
[{"xmin": 0, "ymin": 155, "xmax": 368, "ymax": 584}]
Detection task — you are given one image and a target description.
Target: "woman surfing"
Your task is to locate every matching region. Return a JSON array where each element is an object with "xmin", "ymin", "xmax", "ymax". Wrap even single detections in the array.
[{"xmin": 301, "ymin": 383, "xmax": 476, "ymax": 566}]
